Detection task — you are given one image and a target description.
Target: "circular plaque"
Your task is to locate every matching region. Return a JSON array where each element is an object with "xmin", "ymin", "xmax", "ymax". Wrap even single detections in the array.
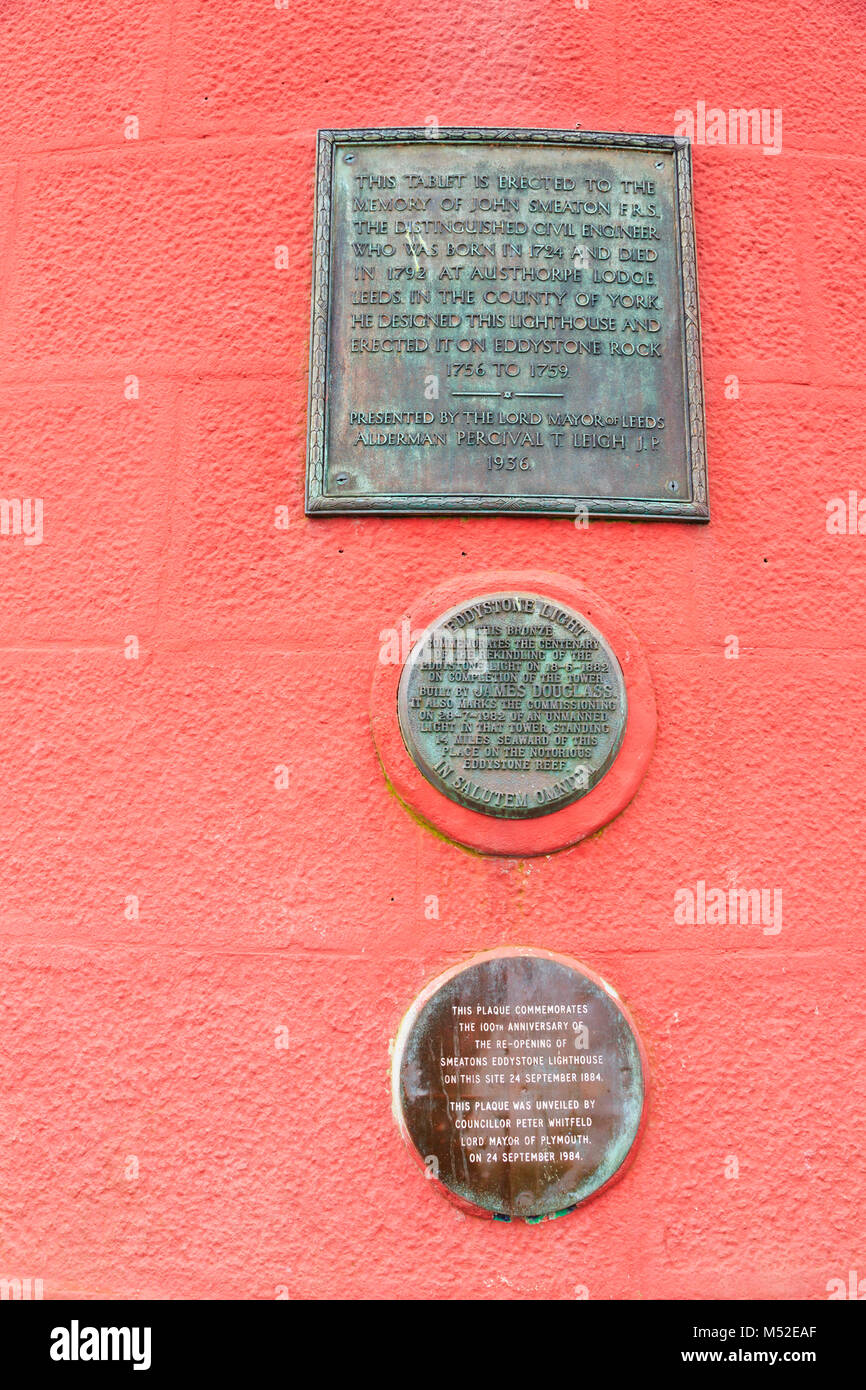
[
  {"xmin": 397, "ymin": 593, "xmax": 627, "ymax": 820},
  {"xmin": 371, "ymin": 570, "xmax": 656, "ymax": 856},
  {"xmin": 392, "ymin": 949, "xmax": 648, "ymax": 1221}
]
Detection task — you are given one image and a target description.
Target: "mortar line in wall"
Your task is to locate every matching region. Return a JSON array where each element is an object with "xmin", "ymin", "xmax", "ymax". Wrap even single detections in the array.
[
  {"xmin": 1, "ymin": 642, "xmax": 865, "ymax": 658},
  {"xmin": 1, "ymin": 941, "xmax": 860, "ymax": 959},
  {"xmin": 4, "ymin": 132, "xmax": 324, "ymax": 163},
  {"xmin": 0, "ymin": 370, "xmax": 302, "ymax": 388},
  {"xmin": 7, "ymin": 132, "xmax": 866, "ymax": 164},
  {"xmin": 0, "ymin": 371, "xmax": 860, "ymax": 395}
]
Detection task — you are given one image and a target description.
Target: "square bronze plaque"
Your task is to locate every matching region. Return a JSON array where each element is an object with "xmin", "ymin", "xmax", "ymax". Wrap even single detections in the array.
[{"xmin": 306, "ymin": 128, "xmax": 708, "ymax": 519}]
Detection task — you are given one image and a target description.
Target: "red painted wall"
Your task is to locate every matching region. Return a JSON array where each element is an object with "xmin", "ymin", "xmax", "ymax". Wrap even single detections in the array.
[{"xmin": 1, "ymin": 0, "xmax": 864, "ymax": 1301}]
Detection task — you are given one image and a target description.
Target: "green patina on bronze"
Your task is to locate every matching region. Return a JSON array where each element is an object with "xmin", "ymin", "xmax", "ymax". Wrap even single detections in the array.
[
  {"xmin": 307, "ymin": 128, "xmax": 708, "ymax": 519},
  {"xmin": 397, "ymin": 591, "xmax": 627, "ymax": 820}
]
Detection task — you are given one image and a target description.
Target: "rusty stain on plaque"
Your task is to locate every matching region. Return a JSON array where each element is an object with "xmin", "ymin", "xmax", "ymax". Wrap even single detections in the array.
[
  {"xmin": 306, "ymin": 128, "xmax": 708, "ymax": 518},
  {"xmin": 397, "ymin": 591, "xmax": 627, "ymax": 819}
]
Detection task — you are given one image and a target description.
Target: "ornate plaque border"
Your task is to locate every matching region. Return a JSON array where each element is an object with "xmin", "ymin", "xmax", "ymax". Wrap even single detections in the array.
[{"xmin": 306, "ymin": 127, "xmax": 709, "ymax": 520}]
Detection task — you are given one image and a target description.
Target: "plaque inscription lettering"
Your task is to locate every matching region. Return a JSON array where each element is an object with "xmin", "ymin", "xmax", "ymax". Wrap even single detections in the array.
[
  {"xmin": 397, "ymin": 591, "xmax": 627, "ymax": 819},
  {"xmin": 393, "ymin": 950, "xmax": 647, "ymax": 1220},
  {"xmin": 307, "ymin": 128, "xmax": 708, "ymax": 518}
]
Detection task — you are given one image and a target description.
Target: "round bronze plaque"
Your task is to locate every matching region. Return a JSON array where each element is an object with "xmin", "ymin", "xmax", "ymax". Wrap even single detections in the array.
[
  {"xmin": 393, "ymin": 949, "xmax": 648, "ymax": 1221},
  {"xmin": 396, "ymin": 592, "xmax": 627, "ymax": 819}
]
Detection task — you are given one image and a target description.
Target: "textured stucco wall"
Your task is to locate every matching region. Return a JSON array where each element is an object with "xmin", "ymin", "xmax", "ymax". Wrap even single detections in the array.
[{"xmin": 0, "ymin": 0, "xmax": 864, "ymax": 1300}]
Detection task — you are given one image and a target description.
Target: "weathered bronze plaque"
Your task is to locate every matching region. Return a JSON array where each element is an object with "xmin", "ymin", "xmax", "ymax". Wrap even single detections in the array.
[
  {"xmin": 307, "ymin": 128, "xmax": 708, "ymax": 518},
  {"xmin": 397, "ymin": 591, "xmax": 627, "ymax": 818},
  {"xmin": 393, "ymin": 950, "xmax": 647, "ymax": 1220}
]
